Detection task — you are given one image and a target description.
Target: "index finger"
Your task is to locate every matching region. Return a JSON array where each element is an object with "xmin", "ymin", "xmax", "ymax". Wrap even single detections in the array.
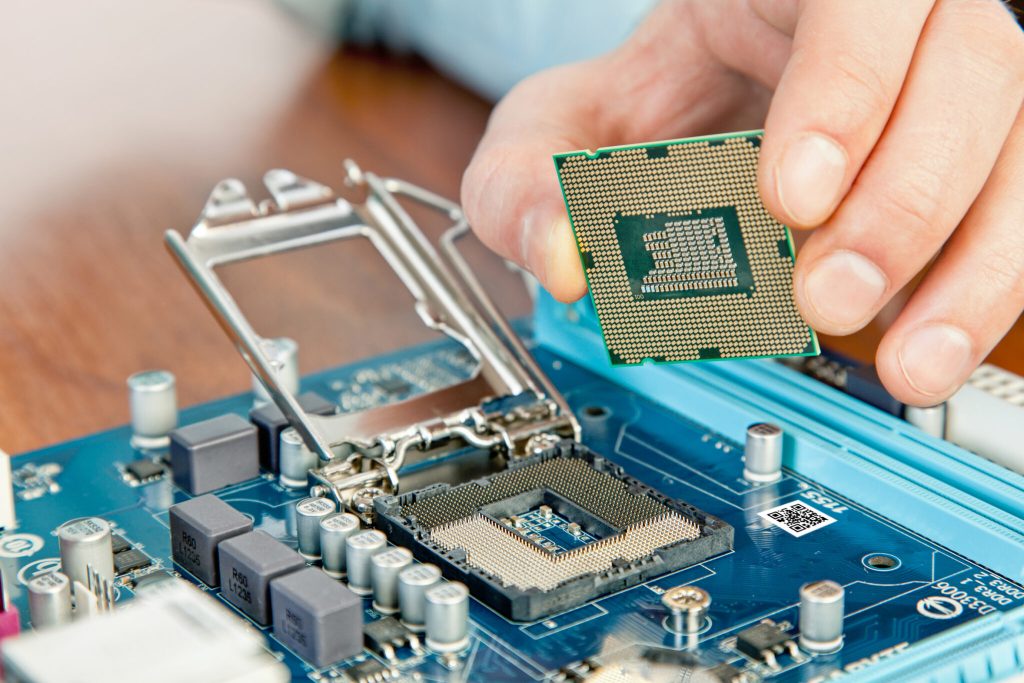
[{"xmin": 758, "ymin": 0, "xmax": 934, "ymax": 229}]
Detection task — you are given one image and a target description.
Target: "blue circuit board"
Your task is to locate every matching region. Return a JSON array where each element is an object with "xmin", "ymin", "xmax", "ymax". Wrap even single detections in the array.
[{"xmin": 4, "ymin": 330, "xmax": 1023, "ymax": 682}]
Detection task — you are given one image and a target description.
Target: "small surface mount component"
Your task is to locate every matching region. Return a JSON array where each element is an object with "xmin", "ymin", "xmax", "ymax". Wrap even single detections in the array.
[
  {"xmin": 554, "ymin": 130, "xmax": 818, "ymax": 365},
  {"xmin": 110, "ymin": 533, "xmax": 131, "ymax": 554},
  {"xmin": 113, "ymin": 548, "xmax": 152, "ymax": 575},
  {"xmin": 123, "ymin": 457, "xmax": 166, "ymax": 485},
  {"xmin": 169, "ymin": 494, "xmax": 253, "ymax": 586},
  {"xmin": 270, "ymin": 567, "xmax": 364, "ymax": 668},
  {"xmin": 706, "ymin": 662, "xmax": 748, "ymax": 683},
  {"xmin": 217, "ymin": 530, "xmax": 305, "ymax": 625},
  {"xmin": 736, "ymin": 620, "xmax": 800, "ymax": 669},
  {"xmin": 345, "ymin": 658, "xmax": 397, "ymax": 683},
  {"xmin": 169, "ymin": 414, "xmax": 259, "ymax": 495},
  {"xmin": 132, "ymin": 570, "xmax": 179, "ymax": 596},
  {"xmin": 375, "ymin": 442, "xmax": 732, "ymax": 621},
  {"xmin": 364, "ymin": 616, "xmax": 422, "ymax": 660},
  {"xmin": 375, "ymin": 375, "xmax": 413, "ymax": 396}
]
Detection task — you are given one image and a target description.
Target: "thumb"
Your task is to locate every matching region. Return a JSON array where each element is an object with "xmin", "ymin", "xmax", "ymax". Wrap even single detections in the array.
[{"xmin": 460, "ymin": 67, "xmax": 592, "ymax": 302}]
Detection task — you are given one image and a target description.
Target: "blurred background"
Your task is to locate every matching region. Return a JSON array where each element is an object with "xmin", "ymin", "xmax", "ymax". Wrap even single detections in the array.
[
  {"xmin": 1, "ymin": 0, "xmax": 1020, "ymax": 452},
  {"xmin": 0, "ymin": 0, "xmax": 512, "ymax": 451}
]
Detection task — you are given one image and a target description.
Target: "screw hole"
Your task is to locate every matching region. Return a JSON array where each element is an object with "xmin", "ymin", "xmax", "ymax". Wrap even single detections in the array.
[
  {"xmin": 582, "ymin": 405, "xmax": 610, "ymax": 419},
  {"xmin": 862, "ymin": 553, "xmax": 901, "ymax": 571}
]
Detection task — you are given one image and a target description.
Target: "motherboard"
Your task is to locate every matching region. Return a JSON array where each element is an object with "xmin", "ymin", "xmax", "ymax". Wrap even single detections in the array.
[{"xmin": 1, "ymin": 167, "xmax": 1022, "ymax": 683}]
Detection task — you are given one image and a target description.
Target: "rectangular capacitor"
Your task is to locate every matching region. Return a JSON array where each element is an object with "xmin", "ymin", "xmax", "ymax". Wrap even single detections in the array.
[
  {"xmin": 169, "ymin": 494, "xmax": 253, "ymax": 586},
  {"xmin": 169, "ymin": 414, "xmax": 259, "ymax": 495},
  {"xmin": 217, "ymin": 530, "xmax": 305, "ymax": 625},
  {"xmin": 270, "ymin": 566, "xmax": 363, "ymax": 667}
]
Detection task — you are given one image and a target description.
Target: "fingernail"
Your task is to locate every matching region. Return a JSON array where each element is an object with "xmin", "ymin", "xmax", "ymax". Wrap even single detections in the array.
[
  {"xmin": 801, "ymin": 250, "xmax": 887, "ymax": 330},
  {"xmin": 898, "ymin": 324, "xmax": 974, "ymax": 398},
  {"xmin": 520, "ymin": 208, "xmax": 544, "ymax": 269},
  {"xmin": 776, "ymin": 133, "xmax": 848, "ymax": 225},
  {"xmin": 523, "ymin": 205, "xmax": 586, "ymax": 301},
  {"xmin": 544, "ymin": 217, "xmax": 587, "ymax": 302}
]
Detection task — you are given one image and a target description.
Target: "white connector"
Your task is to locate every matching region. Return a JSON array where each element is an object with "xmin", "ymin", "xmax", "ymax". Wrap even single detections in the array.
[
  {"xmin": 3, "ymin": 582, "xmax": 288, "ymax": 683},
  {"xmin": 945, "ymin": 364, "xmax": 1024, "ymax": 476},
  {"xmin": 0, "ymin": 448, "xmax": 15, "ymax": 531}
]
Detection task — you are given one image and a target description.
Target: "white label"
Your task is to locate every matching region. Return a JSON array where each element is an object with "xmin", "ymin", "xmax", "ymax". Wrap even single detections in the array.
[{"xmin": 758, "ymin": 501, "xmax": 836, "ymax": 537}]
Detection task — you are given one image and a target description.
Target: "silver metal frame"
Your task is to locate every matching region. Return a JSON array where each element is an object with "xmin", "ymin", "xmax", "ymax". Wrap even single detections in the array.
[{"xmin": 165, "ymin": 162, "xmax": 578, "ymax": 501}]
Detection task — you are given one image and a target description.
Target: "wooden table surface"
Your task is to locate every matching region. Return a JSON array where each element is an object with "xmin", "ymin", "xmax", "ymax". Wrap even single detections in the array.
[{"xmin": 1, "ymin": 3, "xmax": 1020, "ymax": 453}]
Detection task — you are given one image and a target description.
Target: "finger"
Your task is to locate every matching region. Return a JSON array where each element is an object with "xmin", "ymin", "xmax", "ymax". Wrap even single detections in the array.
[
  {"xmin": 793, "ymin": 0, "xmax": 1024, "ymax": 334},
  {"xmin": 876, "ymin": 111, "xmax": 1024, "ymax": 406},
  {"xmin": 747, "ymin": 0, "xmax": 799, "ymax": 38},
  {"xmin": 758, "ymin": 0, "xmax": 935, "ymax": 229},
  {"xmin": 461, "ymin": 1, "xmax": 768, "ymax": 302}
]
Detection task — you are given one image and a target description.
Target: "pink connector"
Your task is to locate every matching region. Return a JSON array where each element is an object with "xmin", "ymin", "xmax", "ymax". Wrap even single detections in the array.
[{"xmin": 0, "ymin": 570, "xmax": 21, "ymax": 677}]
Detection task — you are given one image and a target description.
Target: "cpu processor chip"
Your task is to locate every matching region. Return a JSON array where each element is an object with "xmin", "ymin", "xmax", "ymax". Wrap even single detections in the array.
[
  {"xmin": 374, "ymin": 442, "xmax": 732, "ymax": 621},
  {"xmin": 554, "ymin": 131, "xmax": 819, "ymax": 365}
]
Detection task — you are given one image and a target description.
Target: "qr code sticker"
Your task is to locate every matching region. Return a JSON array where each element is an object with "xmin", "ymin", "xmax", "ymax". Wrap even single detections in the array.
[{"xmin": 758, "ymin": 501, "xmax": 836, "ymax": 537}]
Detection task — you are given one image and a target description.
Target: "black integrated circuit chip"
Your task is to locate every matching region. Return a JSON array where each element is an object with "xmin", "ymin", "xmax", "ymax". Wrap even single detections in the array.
[
  {"xmin": 114, "ymin": 548, "xmax": 152, "ymax": 575},
  {"xmin": 376, "ymin": 376, "xmax": 412, "ymax": 396},
  {"xmin": 345, "ymin": 659, "xmax": 393, "ymax": 683},
  {"xmin": 736, "ymin": 620, "xmax": 798, "ymax": 667},
  {"xmin": 125, "ymin": 458, "xmax": 166, "ymax": 483},
  {"xmin": 374, "ymin": 441, "xmax": 732, "ymax": 621},
  {"xmin": 110, "ymin": 533, "xmax": 131, "ymax": 555},
  {"xmin": 364, "ymin": 616, "xmax": 418, "ymax": 660}
]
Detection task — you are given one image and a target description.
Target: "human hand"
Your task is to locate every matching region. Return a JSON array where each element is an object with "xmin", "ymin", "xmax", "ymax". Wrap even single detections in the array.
[{"xmin": 461, "ymin": 0, "xmax": 1023, "ymax": 407}]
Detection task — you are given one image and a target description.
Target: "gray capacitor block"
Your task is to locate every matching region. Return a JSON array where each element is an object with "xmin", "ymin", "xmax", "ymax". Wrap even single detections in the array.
[
  {"xmin": 425, "ymin": 581, "xmax": 470, "ymax": 653},
  {"xmin": 218, "ymin": 530, "xmax": 305, "ymax": 625},
  {"xmin": 320, "ymin": 513, "xmax": 359, "ymax": 578},
  {"xmin": 57, "ymin": 517, "xmax": 114, "ymax": 587},
  {"xmin": 169, "ymin": 494, "xmax": 253, "ymax": 586},
  {"xmin": 295, "ymin": 497, "xmax": 336, "ymax": 559},
  {"xmin": 249, "ymin": 392, "xmax": 335, "ymax": 473},
  {"xmin": 743, "ymin": 423, "xmax": 784, "ymax": 483},
  {"xmin": 270, "ymin": 566, "xmax": 363, "ymax": 668},
  {"xmin": 371, "ymin": 547, "xmax": 413, "ymax": 615},
  {"xmin": 345, "ymin": 529, "xmax": 387, "ymax": 595},
  {"xmin": 799, "ymin": 580, "xmax": 845, "ymax": 653},
  {"xmin": 169, "ymin": 414, "xmax": 259, "ymax": 495},
  {"xmin": 27, "ymin": 571, "xmax": 72, "ymax": 629},
  {"xmin": 399, "ymin": 563, "xmax": 441, "ymax": 631},
  {"xmin": 127, "ymin": 370, "xmax": 178, "ymax": 448},
  {"xmin": 279, "ymin": 428, "xmax": 318, "ymax": 489}
]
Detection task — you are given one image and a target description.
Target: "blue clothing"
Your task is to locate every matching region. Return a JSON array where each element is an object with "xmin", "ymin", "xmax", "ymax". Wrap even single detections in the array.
[{"xmin": 280, "ymin": 0, "xmax": 657, "ymax": 100}]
